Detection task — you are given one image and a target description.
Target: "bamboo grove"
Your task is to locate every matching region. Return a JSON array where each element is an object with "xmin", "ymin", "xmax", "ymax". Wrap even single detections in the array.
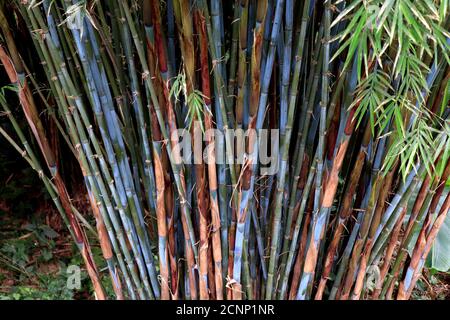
[{"xmin": 0, "ymin": 0, "xmax": 449, "ymax": 300}]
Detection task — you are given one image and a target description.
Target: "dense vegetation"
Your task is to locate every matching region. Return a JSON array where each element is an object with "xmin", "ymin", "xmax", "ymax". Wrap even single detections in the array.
[{"xmin": 0, "ymin": 0, "xmax": 449, "ymax": 300}]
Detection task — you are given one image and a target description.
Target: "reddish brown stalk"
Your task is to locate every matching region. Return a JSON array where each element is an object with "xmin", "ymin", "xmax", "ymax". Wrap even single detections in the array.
[
  {"xmin": 410, "ymin": 193, "xmax": 450, "ymax": 296},
  {"xmin": 174, "ymin": 0, "xmax": 209, "ymax": 299},
  {"xmin": 321, "ymin": 109, "xmax": 357, "ymax": 210},
  {"xmin": 402, "ymin": 175, "xmax": 432, "ymax": 243},
  {"xmin": 397, "ymin": 213, "xmax": 429, "ymax": 300},
  {"xmin": 159, "ymin": 117, "xmax": 177, "ymax": 298},
  {"xmin": 315, "ymin": 63, "xmax": 373, "ymax": 269},
  {"xmin": 339, "ymin": 163, "xmax": 396, "ymax": 300},
  {"xmin": 383, "ymin": 185, "xmax": 436, "ymax": 301},
  {"xmin": 315, "ymin": 126, "xmax": 370, "ymax": 300},
  {"xmin": 384, "ymin": 249, "xmax": 408, "ymax": 299},
  {"xmin": 207, "ymin": 243, "xmax": 217, "ymax": 300},
  {"xmin": 145, "ymin": 20, "xmax": 173, "ymax": 299},
  {"xmin": 355, "ymin": 206, "xmax": 405, "ymax": 299},
  {"xmin": 428, "ymin": 157, "xmax": 450, "ymax": 215},
  {"xmin": 0, "ymin": 46, "xmax": 105, "ymax": 300},
  {"xmin": 195, "ymin": 10, "xmax": 224, "ymax": 300},
  {"xmin": 0, "ymin": 49, "xmax": 54, "ymax": 169},
  {"xmin": 289, "ymin": 155, "xmax": 311, "ymax": 237},
  {"xmin": 338, "ymin": 237, "xmax": 365, "ymax": 300},
  {"xmin": 306, "ymin": 111, "xmax": 358, "ymax": 298},
  {"xmin": 150, "ymin": 105, "xmax": 170, "ymax": 300},
  {"xmin": 176, "ymin": 0, "xmax": 196, "ymax": 91},
  {"xmin": 341, "ymin": 131, "xmax": 375, "ymax": 301},
  {"xmin": 369, "ymin": 168, "xmax": 397, "ymax": 239},
  {"xmin": 227, "ymin": 211, "xmax": 236, "ymax": 300},
  {"xmin": 385, "ymin": 278, "xmax": 396, "ymax": 299},
  {"xmin": 196, "ymin": 133, "xmax": 211, "ymax": 300},
  {"xmin": 249, "ymin": 22, "xmax": 264, "ymax": 116},
  {"xmin": 365, "ymin": 155, "xmax": 446, "ymax": 300},
  {"xmin": 149, "ymin": 0, "xmax": 168, "ymax": 74},
  {"xmin": 148, "ymin": 2, "xmax": 198, "ymax": 299},
  {"xmin": 397, "ymin": 159, "xmax": 450, "ymax": 300},
  {"xmin": 88, "ymin": 193, "xmax": 124, "ymax": 300},
  {"xmin": 165, "ymin": 159, "xmax": 178, "ymax": 299},
  {"xmin": 372, "ymin": 207, "xmax": 406, "ymax": 299},
  {"xmin": 288, "ymin": 193, "xmax": 314, "ymax": 300},
  {"xmin": 326, "ymin": 96, "xmax": 341, "ymax": 162}
]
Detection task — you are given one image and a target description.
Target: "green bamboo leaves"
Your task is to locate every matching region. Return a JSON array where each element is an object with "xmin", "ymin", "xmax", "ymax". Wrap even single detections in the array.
[
  {"xmin": 333, "ymin": 0, "xmax": 449, "ymax": 180},
  {"xmin": 351, "ymin": 69, "xmax": 393, "ymax": 134}
]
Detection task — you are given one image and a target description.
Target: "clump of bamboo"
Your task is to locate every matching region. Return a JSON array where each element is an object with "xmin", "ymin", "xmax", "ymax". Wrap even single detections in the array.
[{"xmin": 0, "ymin": 0, "xmax": 448, "ymax": 300}]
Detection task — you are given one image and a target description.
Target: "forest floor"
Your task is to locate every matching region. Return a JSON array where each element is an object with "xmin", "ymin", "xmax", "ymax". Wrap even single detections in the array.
[
  {"xmin": 0, "ymin": 192, "xmax": 99, "ymax": 300},
  {"xmin": 0, "ymin": 157, "xmax": 103, "ymax": 299}
]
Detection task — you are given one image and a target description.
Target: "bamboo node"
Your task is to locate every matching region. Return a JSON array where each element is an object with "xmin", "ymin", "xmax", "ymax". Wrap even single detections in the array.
[
  {"xmin": 141, "ymin": 70, "xmax": 150, "ymax": 80},
  {"xmin": 32, "ymin": 28, "xmax": 46, "ymax": 41}
]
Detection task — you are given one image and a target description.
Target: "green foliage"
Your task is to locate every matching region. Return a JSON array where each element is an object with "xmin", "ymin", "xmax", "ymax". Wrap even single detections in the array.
[
  {"xmin": 333, "ymin": 0, "xmax": 450, "ymax": 180},
  {"xmin": 0, "ymin": 272, "xmax": 75, "ymax": 300},
  {"xmin": 351, "ymin": 68, "xmax": 393, "ymax": 134},
  {"xmin": 0, "ymin": 214, "xmax": 107, "ymax": 299},
  {"xmin": 383, "ymin": 118, "xmax": 440, "ymax": 179},
  {"xmin": 170, "ymin": 71, "xmax": 208, "ymax": 132},
  {"xmin": 186, "ymin": 90, "xmax": 207, "ymax": 132}
]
